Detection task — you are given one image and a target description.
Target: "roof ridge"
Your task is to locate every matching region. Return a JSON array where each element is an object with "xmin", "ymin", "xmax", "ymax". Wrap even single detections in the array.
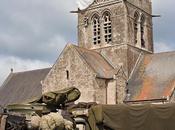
[
  {"xmin": 0, "ymin": 72, "xmax": 14, "ymax": 89},
  {"xmin": 100, "ymin": 51, "xmax": 116, "ymax": 69},
  {"xmin": 73, "ymin": 45, "xmax": 97, "ymax": 74},
  {"xmin": 74, "ymin": 45, "xmax": 116, "ymax": 79},
  {"xmin": 13, "ymin": 67, "xmax": 51, "ymax": 74},
  {"xmin": 128, "ymin": 52, "xmax": 143, "ymax": 81},
  {"xmin": 74, "ymin": 45, "xmax": 114, "ymax": 69},
  {"xmin": 154, "ymin": 50, "xmax": 175, "ymax": 55},
  {"xmin": 73, "ymin": 45, "xmax": 95, "ymax": 52},
  {"xmin": 115, "ymin": 66, "xmax": 128, "ymax": 80}
]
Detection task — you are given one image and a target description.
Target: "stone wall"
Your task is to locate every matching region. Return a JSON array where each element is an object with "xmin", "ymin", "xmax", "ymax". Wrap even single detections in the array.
[
  {"xmin": 78, "ymin": 1, "xmax": 126, "ymax": 49},
  {"xmin": 95, "ymin": 44, "xmax": 150, "ymax": 77},
  {"xmin": 115, "ymin": 70, "xmax": 127, "ymax": 104},
  {"xmin": 127, "ymin": 45, "xmax": 151, "ymax": 77},
  {"xmin": 42, "ymin": 45, "xmax": 107, "ymax": 104},
  {"xmin": 127, "ymin": 0, "xmax": 152, "ymax": 14},
  {"xmin": 78, "ymin": 0, "xmax": 153, "ymax": 77},
  {"xmin": 78, "ymin": 0, "xmax": 153, "ymax": 52},
  {"xmin": 43, "ymin": 0, "xmax": 154, "ymax": 105},
  {"xmin": 107, "ymin": 80, "xmax": 117, "ymax": 104},
  {"xmin": 125, "ymin": 1, "xmax": 153, "ymax": 52},
  {"xmin": 95, "ymin": 44, "xmax": 128, "ymax": 75},
  {"xmin": 42, "ymin": 44, "xmax": 149, "ymax": 105}
]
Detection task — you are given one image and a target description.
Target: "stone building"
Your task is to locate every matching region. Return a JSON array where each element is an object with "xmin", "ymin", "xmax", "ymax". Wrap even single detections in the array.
[{"xmin": 0, "ymin": 0, "xmax": 175, "ymax": 106}]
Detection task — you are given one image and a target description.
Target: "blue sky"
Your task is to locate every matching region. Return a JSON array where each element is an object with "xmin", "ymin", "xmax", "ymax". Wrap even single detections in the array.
[{"xmin": 0, "ymin": 0, "xmax": 175, "ymax": 85}]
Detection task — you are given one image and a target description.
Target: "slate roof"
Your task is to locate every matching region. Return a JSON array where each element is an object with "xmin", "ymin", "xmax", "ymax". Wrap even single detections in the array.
[
  {"xmin": 73, "ymin": 45, "xmax": 116, "ymax": 79},
  {"xmin": 0, "ymin": 68, "xmax": 51, "ymax": 106},
  {"xmin": 126, "ymin": 51, "xmax": 175, "ymax": 102}
]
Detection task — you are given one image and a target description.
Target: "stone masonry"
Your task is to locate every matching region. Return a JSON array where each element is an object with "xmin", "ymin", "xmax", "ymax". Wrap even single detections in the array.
[{"xmin": 43, "ymin": 0, "xmax": 154, "ymax": 104}]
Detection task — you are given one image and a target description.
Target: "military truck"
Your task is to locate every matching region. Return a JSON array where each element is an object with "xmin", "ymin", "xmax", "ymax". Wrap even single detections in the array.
[
  {"xmin": 74, "ymin": 103, "xmax": 175, "ymax": 130},
  {"xmin": 0, "ymin": 87, "xmax": 81, "ymax": 130},
  {"xmin": 1, "ymin": 87, "xmax": 175, "ymax": 130}
]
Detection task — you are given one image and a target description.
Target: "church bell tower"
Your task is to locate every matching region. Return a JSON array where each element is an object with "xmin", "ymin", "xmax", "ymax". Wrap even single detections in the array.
[
  {"xmin": 78, "ymin": 0, "xmax": 153, "ymax": 51},
  {"xmin": 78, "ymin": 0, "xmax": 153, "ymax": 76}
]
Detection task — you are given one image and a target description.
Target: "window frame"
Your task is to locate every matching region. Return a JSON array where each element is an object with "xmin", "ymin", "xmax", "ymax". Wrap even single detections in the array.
[
  {"xmin": 134, "ymin": 11, "xmax": 139, "ymax": 45},
  {"xmin": 140, "ymin": 14, "xmax": 146, "ymax": 48},
  {"xmin": 92, "ymin": 14, "xmax": 101, "ymax": 45},
  {"xmin": 102, "ymin": 11, "xmax": 112, "ymax": 44}
]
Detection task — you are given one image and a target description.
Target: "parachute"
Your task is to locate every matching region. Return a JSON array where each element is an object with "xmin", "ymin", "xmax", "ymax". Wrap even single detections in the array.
[{"xmin": 76, "ymin": 0, "xmax": 94, "ymax": 10}]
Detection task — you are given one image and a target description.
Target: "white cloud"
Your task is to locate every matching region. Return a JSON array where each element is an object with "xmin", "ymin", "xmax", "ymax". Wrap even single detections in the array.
[
  {"xmin": 76, "ymin": 0, "xmax": 93, "ymax": 10},
  {"xmin": 0, "ymin": 0, "xmax": 175, "ymax": 86},
  {"xmin": 0, "ymin": 55, "xmax": 51, "ymax": 86},
  {"xmin": 154, "ymin": 42, "xmax": 175, "ymax": 53},
  {"xmin": 0, "ymin": 0, "xmax": 77, "ymax": 62}
]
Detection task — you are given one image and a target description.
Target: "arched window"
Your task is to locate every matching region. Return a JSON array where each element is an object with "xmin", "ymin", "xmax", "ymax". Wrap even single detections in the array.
[
  {"xmin": 103, "ymin": 12, "xmax": 112, "ymax": 43},
  {"xmin": 92, "ymin": 15, "xmax": 101, "ymax": 45},
  {"xmin": 134, "ymin": 12, "xmax": 139, "ymax": 45},
  {"xmin": 140, "ymin": 14, "xmax": 145, "ymax": 48}
]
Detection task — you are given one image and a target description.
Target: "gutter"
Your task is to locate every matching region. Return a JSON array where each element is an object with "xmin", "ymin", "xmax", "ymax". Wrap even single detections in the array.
[{"xmin": 124, "ymin": 98, "xmax": 168, "ymax": 104}]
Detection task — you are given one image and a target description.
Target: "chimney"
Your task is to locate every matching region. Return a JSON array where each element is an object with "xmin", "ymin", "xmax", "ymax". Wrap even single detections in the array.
[{"xmin": 10, "ymin": 68, "xmax": 13, "ymax": 73}]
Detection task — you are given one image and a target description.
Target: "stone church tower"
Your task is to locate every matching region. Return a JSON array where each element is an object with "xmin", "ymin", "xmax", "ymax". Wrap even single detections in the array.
[
  {"xmin": 1, "ymin": 0, "xmax": 175, "ymax": 107},
  {"xmin": 41, "ymin": 0, "xmax": 155, "ymax": 104},
  {"xmin": 78, "ymin": 0, "xmax": 153, "ymax": 76},
  {"xmin": 39, "ymin": 0, "xmax": 155, "ymax": 104}
]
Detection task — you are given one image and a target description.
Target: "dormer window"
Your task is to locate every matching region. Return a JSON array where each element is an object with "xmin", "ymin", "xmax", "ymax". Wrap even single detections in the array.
[
  {"xmin": 103, "ymin": 12, "xmax": 112, "ymax": 43},
  {"xmin": 92, "ymin": 14, "xmax": 101, "ymax": 45}
]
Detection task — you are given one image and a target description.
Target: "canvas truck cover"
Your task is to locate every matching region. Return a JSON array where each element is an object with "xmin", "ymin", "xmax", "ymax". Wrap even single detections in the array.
[
  {"xmin": 30, "ymin": 87, "xmax": 81, "ymax": 105},
  {"xmin": 7, "ymin": 87, "xmax": 81, "ymax": 114},
  {"xmin": 88, "ymin": 103, "xmax": 175, "ymax": 130}
]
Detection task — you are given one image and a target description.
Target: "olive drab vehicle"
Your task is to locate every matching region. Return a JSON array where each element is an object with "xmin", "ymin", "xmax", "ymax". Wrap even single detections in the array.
[
  {"xmin": 79, "ymin": 103, "xmax": 175, "ymax": 130},
  {"xmin": 1, "ymin": 87, "xmax": 175, "ymax": 130},
  {"xmin": 0, "ymin": 87, "xmax": 82, "ymax": 130}
]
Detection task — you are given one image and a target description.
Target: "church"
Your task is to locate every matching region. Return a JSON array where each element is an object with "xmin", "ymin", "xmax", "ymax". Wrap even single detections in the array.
[{"xmin": 0, "ymin": 0, "xmax": 175, "ymax": 106}]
